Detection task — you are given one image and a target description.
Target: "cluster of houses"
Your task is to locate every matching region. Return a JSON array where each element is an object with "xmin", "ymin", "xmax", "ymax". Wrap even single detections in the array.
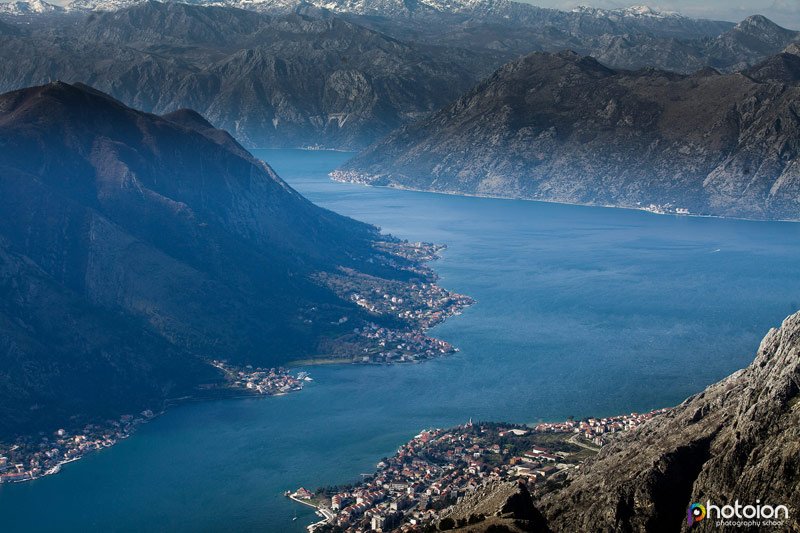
[
  {"xmin": 300, "ymin": 421, "xmax": 582, "ymax": 531},
  {"xmin": 347, "ymin": 278, "xmax": 472, "ymax": 331},
  {"xmin": 0, "ymin": 412, "xmax": 154, "ymax": 484},
  {"xmin": 642, "ymin": 203, "xmax": 690, "ymax": 216},
  {"xmin": 533, "ymin": 408, "xmax": 670, "ymax": 446},
  {"xmin": 352, "ymin": 322, "xmax": 457, "ymax": 363},
  {"xmin": 210, "ymin": 360, "xmax": 310, "ymax": 395},
  {"xmin": 297, "ymin": 410, "xmax": 671, "ymax": 531}
]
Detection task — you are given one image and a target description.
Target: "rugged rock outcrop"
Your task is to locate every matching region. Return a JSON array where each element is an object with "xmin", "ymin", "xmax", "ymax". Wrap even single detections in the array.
[
  {"xmin": 338, "ymin": 48, "xmax": 800, "ymax": 220},
  {"xmin": 539, "ymin": 310, "xmax": 800, "ymax": 532},
  {"xmin": 449, "ymin": 311, "xmax": 800, "ymax": 532},
  {"xmin": 437, "ymin": 480, "xmax": 548, "ymax": 532},
  {"xmin": 0, "ymin": 82, "xmax": 426, "ymax": 438}
]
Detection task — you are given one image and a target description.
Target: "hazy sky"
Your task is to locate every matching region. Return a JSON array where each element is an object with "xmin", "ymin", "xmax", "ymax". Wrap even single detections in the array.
[{"xmin": 534, "ymin": 1, "xmax": 800, "ymax": 29}]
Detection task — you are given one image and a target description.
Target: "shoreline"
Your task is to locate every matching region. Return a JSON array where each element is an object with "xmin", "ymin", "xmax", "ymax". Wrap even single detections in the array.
[
  {"xmin": 289, "ymin": 408, "xmax": 671, "ymax": 531},
  {"xmin": 2, "ymin": 240, "xmax": 472, "ymax": 486},
  {"xmin": 287, "ymin": 493, "xmax": 336, "ymax": 532},
  {"xmin": 329, "ymin": 173, "xmax": 800, "ymax": 225},
  {"xmin": 0, "ymin": 368, "xmax": 308, "ymax": 486}
]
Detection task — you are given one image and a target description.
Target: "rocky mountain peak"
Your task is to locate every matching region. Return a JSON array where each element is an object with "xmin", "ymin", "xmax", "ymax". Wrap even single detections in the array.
[
  {"xmin": 0, "ymin": 0, "xmax": 63, "ymax": 16},
  {"xmin": 731, "ymin": 14, "xmax": 797, "ymax": 46},
  {"xmin": 572, "ymin": 4, "xmax": 682, "ymax": 20}
]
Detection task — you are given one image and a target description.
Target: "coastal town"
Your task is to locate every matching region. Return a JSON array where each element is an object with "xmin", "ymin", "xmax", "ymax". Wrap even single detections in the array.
[
  {"xmin": 0, "ymin": 240, "xmax": 467, "ymax": 486},
  {"xmin": 0, "ymin": 363, "xmax": 312, "ymax": 485},
  {"xmin": 0, "ymin": 412, "xmax": 155, "ymax": 484},
  {"xmin": 210, "ymin": 360, "xmax": 312, "ymax": 395},
  {"xmin": 288, "ymin": 408, "xmax": 670, "ymax": 531},
  {"xmin": 640, "ymin": 203, "xmax": 691, "ymax": 216},
  {"xmin": 349, "ymin": 323, "xmax": 458, "ymax": 364},
  {"xmin": 313, "ymin": 240, "xmax": 474, "ymax": 365}
]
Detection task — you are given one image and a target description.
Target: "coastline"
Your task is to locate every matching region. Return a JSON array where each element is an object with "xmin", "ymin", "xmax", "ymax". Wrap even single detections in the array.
[
  {"xmin": 0, "ymin": 412, "xmax": 159, "ymax": 485},
  {"xmin": 329, "ymin": 172, "xmax": 800, "ymax": 224},
  {"xmin": 288, "ymin": 408, "xmax": 670, "ymax": 531},
  {"xmin": 287, "ymin": 493, "xmax": 336, "ymax": 532},
  {"xmin": 0, "ymin": 366, "xmax": 309, "ymax": 486},
  {"xmin": 1, "ymin": 240, "xmax": 473, "ymax": 486},
  {"xmin": 287, "ymin": 357, "xmax": 360, "ymax": 367}
]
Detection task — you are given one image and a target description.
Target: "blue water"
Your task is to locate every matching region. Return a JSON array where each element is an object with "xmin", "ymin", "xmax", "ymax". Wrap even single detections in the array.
[{"xmin": 2, "ymin": 149, "xmax": 799, "ymax": 532}]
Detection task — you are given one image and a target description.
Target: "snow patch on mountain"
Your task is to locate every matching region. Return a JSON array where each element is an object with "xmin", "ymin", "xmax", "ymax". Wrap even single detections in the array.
[{"xmin": 0, "ymin": 0, "xmax": 64, "ymax": 15}]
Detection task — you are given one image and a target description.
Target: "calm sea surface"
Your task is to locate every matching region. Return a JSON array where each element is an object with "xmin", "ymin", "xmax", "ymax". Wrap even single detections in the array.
[{"xmin": 2, "ymin": 149, "xmax": 800, "ymax": 532}]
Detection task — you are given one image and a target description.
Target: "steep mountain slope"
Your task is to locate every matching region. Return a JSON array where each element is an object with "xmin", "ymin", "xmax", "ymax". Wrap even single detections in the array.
[
  {"xmin": 537, "ymin": 310, "xmax": 800, "ymax": 531},
  {"xmin": 338, "ymin": 49, "xmax": 800, "ymax": 220},
  {"xmin": 0, "ymin": 2, "xmax": 492, "ymax": 149},
  {"xmin": 744, "ymin": 43, "xmax": 800, "ymax": 84},
  {"xmin": 439, "ymin": 311, "xmax": 800, "ymax": 532},
  {"xmin": 0, "ymin": 235, "xmax": 216, "ymax": 441},
  {"xmin": 0, "ymin": 82, "xmax": 438, "ymax": 438}
]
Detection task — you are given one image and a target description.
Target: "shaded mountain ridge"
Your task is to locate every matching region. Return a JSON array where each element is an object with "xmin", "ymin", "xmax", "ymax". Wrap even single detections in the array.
[{"xmin": 0, "ymin": 81, "xmax": 451, "ymax": 438}]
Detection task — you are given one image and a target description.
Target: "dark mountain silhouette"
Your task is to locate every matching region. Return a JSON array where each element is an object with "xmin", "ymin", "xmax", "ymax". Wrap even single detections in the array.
[{"xmin": 0, "ymin": 82, "xmax": 425, "ymax": 438}]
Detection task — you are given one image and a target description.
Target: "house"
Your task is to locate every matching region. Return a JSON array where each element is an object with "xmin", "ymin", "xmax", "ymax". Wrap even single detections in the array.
[
  {"xmin": 536, "ymin": 466, "xmax": 558, "ymax": 478},
  {"xmin": 293, "ymin": 487, "xmax": 313, "ymax": 499}
]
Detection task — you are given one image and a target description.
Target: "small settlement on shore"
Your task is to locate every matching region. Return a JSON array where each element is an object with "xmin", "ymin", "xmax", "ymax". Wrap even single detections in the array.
[
  {"xmin": 288, "ymin": 409, "xmax": 669, "ymax": 532},
  {"xmin": 0, "ymin": 241, "xmax": 471, "ymax": 485}
]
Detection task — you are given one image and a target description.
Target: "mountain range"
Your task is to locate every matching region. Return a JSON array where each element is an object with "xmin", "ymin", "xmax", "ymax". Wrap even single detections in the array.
[
  {"xmin": 0, "ymin": 1, "xmax": 797, "ymax": 151},
  {"xmin": 0, "ymin": 81, "xmax": 433, "ymax": 438},
  {"xmin": 0, "ymin": 1, "xmax": 501, "ymax": 149},
  {"xmin": 336, "ymin": 46, "xmax": 800, "ymax": 220}
]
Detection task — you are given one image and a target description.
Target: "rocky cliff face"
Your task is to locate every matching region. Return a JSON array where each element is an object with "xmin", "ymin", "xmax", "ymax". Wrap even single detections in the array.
[
  {"xmin": 0, "ymin": 82, "xmax": 426, "ymax": 438},
  {"xmin": 538, "ymin": 310, "xmax": 800, "ymax": 532},
  {"xmin": 338, "ymin": 48, "xmax": 800, "ymax": 220},
  {"xmin": 446, "ymin": 311, "xmax": 800, "ymax": 532}
]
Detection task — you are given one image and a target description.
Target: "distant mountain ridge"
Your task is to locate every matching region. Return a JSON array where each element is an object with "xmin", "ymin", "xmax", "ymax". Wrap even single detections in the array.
[
  {"xmin": 0, "ymin": 0, "xmax": 63, "ymax": 15},
  {"xmin": 336, "ymin": 47, "xmax": 800, "ymax": 221},
  {"xmin": 0, "ymin": 0, "xmax": 727, "ymax": 27},
  {"xmin": 0, "ymin": 1, "xmax": 495, "ymax": 149},
  {"xmin": 0, "ymin": 1, "xmax": 796, "ymax": 150}
]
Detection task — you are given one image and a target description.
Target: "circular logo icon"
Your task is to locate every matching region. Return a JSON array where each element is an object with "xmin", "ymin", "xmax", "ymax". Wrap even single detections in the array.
[{"xmin": 688, "ymin": 503, "xmax": 706, "ymax": 526}]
